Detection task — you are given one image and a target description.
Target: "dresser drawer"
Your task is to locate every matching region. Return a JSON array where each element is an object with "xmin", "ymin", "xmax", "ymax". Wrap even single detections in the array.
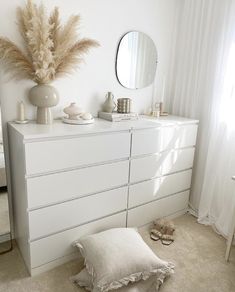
[
  {"xmin": 28, "ymin": 187, "xmax": 128, "ymax": 240},
  {"xmin": 30, "ymin": 211, "xmax": 126, "ymax": 268},
  {"xmin": 131, "ymin": 125, "xmax": 197, "ymax": 156},
  {"xmin": 130, "ymin": 148, "xmax": 195, "ymax": 183},
  {"xmin": 127, "ymin": 191, "xmax": 189, "ymax": 227},
  {"xmin": 25, "ymin": 132, "xmax": 131, "ymax": 175},
  {"xmin": 27, "ymin": 160, "xmax": 129, "ymax": 209},
  {"xmin": 129, "ymin": 169, "xmax": 192, "ymax": 208}
]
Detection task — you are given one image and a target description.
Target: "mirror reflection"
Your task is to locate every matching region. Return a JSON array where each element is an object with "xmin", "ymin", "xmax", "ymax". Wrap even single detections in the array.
[
  {"xmin": 0, "ymin": 110, "xmax": 12, "ymax": 254},
  {"xmin": 116, "ymin": 31, "xmax": 158, "ymax": 89}
]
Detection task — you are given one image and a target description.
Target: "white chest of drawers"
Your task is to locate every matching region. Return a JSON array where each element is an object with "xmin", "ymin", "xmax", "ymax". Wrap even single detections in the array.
[{"xmin": 8, "ymin": 115, "xmax": 198, "ymax": 275}]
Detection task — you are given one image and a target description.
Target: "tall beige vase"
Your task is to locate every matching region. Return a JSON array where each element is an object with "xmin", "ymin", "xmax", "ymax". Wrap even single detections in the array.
[{"xmin": 29, "ymin": 84, "xmax": 59, "ymax": 124}]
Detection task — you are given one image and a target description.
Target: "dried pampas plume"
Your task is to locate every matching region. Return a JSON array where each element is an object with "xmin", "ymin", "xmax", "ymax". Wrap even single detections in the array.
[{"xmin": 0, "ymin": 0, "xmax": 99, "ymax": 84}]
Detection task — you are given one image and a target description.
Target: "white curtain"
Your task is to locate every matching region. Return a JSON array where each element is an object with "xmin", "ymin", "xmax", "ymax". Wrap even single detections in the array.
[{"xmin": 166, "ymin": 0, "xmax": 235, "ymax": 237}]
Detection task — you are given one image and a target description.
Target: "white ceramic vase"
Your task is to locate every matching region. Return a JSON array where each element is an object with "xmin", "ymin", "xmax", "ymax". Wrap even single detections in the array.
[
  {"xmin": 29, "ymin": 84, "xmax": 59, "ymax": 124},
  {"xmin": 103, "ymin": 92, "xmax": 116, "ymax": 113}
]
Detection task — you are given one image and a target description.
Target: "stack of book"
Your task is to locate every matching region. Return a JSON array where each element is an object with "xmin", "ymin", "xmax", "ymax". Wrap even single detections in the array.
[{"xmin": 98, "ymin": 112, "xmax": 139, "ymax": 122}]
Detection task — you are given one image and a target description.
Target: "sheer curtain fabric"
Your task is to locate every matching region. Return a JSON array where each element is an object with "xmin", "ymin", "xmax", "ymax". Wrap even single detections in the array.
[{"xmin": 166, "ymin": 0, "xmax": 235, "ymax": 237}]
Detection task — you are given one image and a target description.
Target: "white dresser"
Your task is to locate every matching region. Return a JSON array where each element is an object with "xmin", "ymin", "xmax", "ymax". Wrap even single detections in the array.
[{"xmin": 8, "ymin": 115, "xmax": 198, "ymax": 275}]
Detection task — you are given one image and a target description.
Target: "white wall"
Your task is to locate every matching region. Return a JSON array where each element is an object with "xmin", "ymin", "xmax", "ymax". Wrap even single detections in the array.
[
  {"xmin": 0, "ymin": 0, "xmax": 180, "ymax": 230},
  {"xmin": 0, "ymin": 0, "xmax": 179, "ymax": 121}
]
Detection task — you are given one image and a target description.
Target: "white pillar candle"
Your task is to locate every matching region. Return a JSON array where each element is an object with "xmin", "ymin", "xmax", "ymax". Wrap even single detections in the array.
[{"xmin": 19, "ymin": 101, "xmax": 25, "ymax": 121}]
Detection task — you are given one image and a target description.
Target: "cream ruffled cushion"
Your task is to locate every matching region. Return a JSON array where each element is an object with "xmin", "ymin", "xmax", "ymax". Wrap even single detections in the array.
[
  {"xmin": 74, "ymin": 228, "xmax": 174, "ymax": 292},
  {"xmin": 71, "ymin": 268, "xmax": 158, "ymax": 292}
]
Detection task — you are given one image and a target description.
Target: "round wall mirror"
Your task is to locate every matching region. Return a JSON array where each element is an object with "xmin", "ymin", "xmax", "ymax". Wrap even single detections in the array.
[{"xmin": 116, "ymin": 31, "xmax": 158, "ymax": 89}]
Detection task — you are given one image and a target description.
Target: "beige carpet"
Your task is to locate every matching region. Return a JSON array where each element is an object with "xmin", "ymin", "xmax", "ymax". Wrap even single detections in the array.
[{"xmin": 0, "ymin": 214, "xmax": 234, "ymax": 292}]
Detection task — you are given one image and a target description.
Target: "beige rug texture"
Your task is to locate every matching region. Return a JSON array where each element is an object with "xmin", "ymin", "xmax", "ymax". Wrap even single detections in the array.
[{"xmin": 0, "ymin": 214, "xmax": 234, "ymax": 292}]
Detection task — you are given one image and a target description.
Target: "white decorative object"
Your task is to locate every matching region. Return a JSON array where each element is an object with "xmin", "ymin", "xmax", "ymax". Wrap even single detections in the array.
[
  {"xmin": 8, "ymin": 115, "xmax": 198, "ymax": 276},
  {"xmin": 63, "ymin": 103, "xmax": 93, "ymax": 125},
  {"xmin": 19, "ymin": 101, "xmax": 25, "ymax": 121},
  {"xmin": 103, "ymin": 92, "xmax": 116, "ymax": 113},
  {"xmin": 63, "ymin": 103, "xmax": 84, "ymax": 120},
  {"xmin": 62, "ymin": 117, "xmax": 94, "ymax": 125},
  {"xmin": 15, "ymin": 101, "xmax": 29, "ymax": 124},
  {"xmin": 81, "ymin": 113, "xmax": 93, "ymax": 120}
]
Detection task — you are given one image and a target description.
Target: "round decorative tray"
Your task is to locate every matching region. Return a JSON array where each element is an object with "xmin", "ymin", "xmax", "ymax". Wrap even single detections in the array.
[{"xmin": 62, "ymin": 117, "xmax": 94, "ymax": 125}]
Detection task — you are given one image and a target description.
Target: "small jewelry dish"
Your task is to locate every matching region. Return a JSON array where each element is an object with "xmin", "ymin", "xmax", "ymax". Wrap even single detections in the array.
[
  {"xmin": 62, "ymin": 117, "xmax": 94, "ymax": 125},
  {"xmin": 62, "ymin": 102, "xmax": 94, "ymax": 125}
]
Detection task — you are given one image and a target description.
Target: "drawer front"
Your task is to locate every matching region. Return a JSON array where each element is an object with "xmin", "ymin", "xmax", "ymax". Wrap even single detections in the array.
[
  {"xmin": 130, "ymin": 148, "xmax": 195, "ymax": 183},
  {"xmin": 127, "ymin": 191, "xmax": 189, "ymax": 227},
  {"xmin": 129, "ymin": 169, "xmax": 192, "ymax": 208},
  {"xmin": 131, "ymin": 124, "xmax": 198, "ymax": 157},
  {"xmin": 27, "ymin": 160, "xmax": 129, "ymax": 209},
  {"xmin": 25, "ymin": 132, "xmax": 131, "ymax": 175},
  {"xmin": 29, "ymin": 187, "xmax": 128, "ymax": 240},
  {"xmin": 30, "ymin": 212, "xmax": 126, "ymax": 268}
]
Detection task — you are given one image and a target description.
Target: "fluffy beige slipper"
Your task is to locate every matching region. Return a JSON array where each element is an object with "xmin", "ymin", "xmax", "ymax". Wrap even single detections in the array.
[
  {"xmin": 153, "ymin": 218, "xmax": 175, "ymax": 245},
  {"xmin": 150, "ymin": 229, "xmax": 162, "ymax": 241}
]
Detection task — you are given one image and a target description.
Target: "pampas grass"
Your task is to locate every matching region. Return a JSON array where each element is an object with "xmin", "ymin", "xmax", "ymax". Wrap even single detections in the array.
[
  {"xmin": 0, "ymin": 38, "xmax": 34, "ymax": 80},
  {"xmin": 0, "ymin": 0, "xmax": 99, "ymax": 84}
]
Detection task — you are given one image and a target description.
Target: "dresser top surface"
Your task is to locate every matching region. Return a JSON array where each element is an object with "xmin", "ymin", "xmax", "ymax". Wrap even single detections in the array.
[{"xmin": 9, "ymin": 115, "xmax": 198, "ymax": 140}]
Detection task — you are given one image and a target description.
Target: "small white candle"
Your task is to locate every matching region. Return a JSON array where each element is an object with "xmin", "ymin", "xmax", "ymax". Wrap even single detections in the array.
[{"xmin": 19, "ymin": 101, "xmax": 25, "ymax": 121}]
